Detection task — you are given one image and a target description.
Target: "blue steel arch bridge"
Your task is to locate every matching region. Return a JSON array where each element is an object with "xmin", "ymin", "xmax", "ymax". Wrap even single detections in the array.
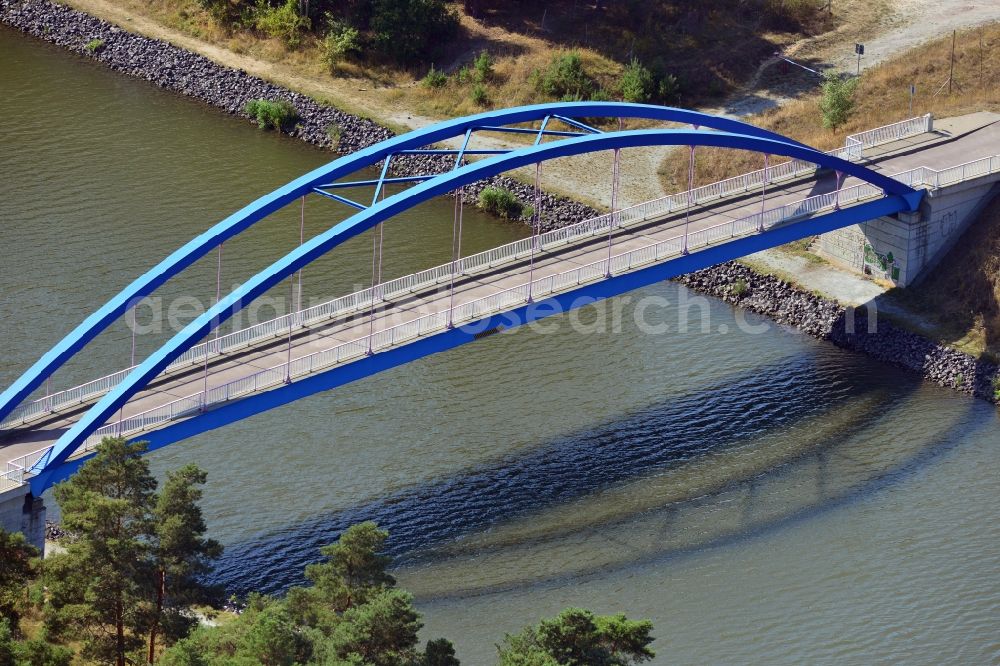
[{"xmin": 0, "ymin": 101, "xmax": 957, "ymax": 498}]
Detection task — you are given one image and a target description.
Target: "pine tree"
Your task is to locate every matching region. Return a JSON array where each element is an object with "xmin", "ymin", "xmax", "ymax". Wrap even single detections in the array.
[
  {"xmin": 44, "ymin": 437, "xmax": 157, "ymax": 666},
  {"xmin": 0, "ymin": 528, "xmax": 38, "ymax": 631},
  {"xmin": 320, "ymin": 588, "xmax": 422, "ymax": 665},
  {"xmin": 147, "ymin": 464, "xmax": 223, "ymax": 663},
  {"xmin": 303, "ymin": 521, "xmax": 396, "ymax": 613},
  {"xmin": 422, "ymin": 637, "xmax": 460, "ymax": 666},
  {"xmin": 497, "ymin": 608, "xmax": 654, "ymax": 666}
]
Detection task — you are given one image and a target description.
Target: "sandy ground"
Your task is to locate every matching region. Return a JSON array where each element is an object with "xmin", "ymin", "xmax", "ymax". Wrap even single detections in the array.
[
  {"xmin": 831, "ymin": 0, "xmax": 999, "ymax": 70},
  {"xmin": 59, "ymin": 0, "xmax": 998, "ymax": 210}
]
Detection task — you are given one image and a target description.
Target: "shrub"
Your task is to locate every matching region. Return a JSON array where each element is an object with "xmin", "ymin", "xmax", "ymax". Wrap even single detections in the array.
[
  {"xmin": 369, "ymin": 0, "xmax": 459, "ymax": 65},
  {"xmin": 731, "ymin": 279, "xmax": 748, "ymax": 297},
  {"xmin": 819, "ymin": 71, "xmax": 859, "ymax": 131},
  {"xmin": 992, "ymin": 375, "xmax": 1000, "ymax": 400},
  {"xmin": 537, "ymin": 51, "xmax": 597, "ymax": 101},
  {"xmin": 478, "ymin": 186, "xmax": 531, "ymax": 220},
  {"xmin": 470, "ymin": 82, "xmax": 489, "ymax": 107},
  {"xmin": 620, "ymin": 58, "xmax": 654, "ymax": 103},
  {"xmin": 456, "ymin": 66, "xmax": 470, "ymax": 84},
  {"xmin": 422, "ymin": 65, "xmax": 448, "ymax": 88},
  {"xmin": 322, "ymin": 20, "xmax": 361, "ymax": 65},
  {"xmin": 327, "ymin": 123, "xmax": 343, "ymax": 148},
  {"xmin": 198, "ymin": 0, "xmax": 243, "ymax": 23},
  {"xmin": 473, "ymin": 49, "xmax": 493, "ymax": 83},
  {"xmin": 254, "ymin": 0, "xmax": 310, "ymax": 48},
  {"xmin": 84, "ymin": 38, "xmax": 104, "ymax": 54},
  {"xmin": 245, "ymin": 98, "xmax": 298, "ymax": 132},
  {"xmin": 657, "ymin": 72, "xmax": 681, "ymax": 103}
]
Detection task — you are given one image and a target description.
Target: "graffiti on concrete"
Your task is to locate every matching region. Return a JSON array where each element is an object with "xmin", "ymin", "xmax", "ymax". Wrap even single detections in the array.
[{"xmin": 864, "ymin": 243, "xmax": 901, "ymax": 282}]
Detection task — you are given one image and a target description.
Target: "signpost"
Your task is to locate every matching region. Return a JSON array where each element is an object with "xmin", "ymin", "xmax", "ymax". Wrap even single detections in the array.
[{"xmin": 855, "ymin": 43, "xmax": 865, "ymax": 76}]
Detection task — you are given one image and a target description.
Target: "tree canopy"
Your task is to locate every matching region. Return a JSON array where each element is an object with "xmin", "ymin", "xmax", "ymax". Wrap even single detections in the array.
[
  {"xmin": 42, "ymin": 437, "xmax": 222, "ymax": 666},
  {"xmin": 2, "ymin": 438, "xmax": 657, "ymax": 665},
  {"xmin": 497, "ymin": 608, "xmax": 655, "ymax": 666},
  {"xmin": 819, "ymin": 71, "xmax": 860, "ymax": 131}
]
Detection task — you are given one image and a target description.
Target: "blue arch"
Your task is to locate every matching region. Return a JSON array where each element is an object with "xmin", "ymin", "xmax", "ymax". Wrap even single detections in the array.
[
  {"xmin": 30, "ymin": 195, "xmax": 909, "ymax": 493},
  {"xmin": 26, "ymin": 126, "xmax": 922, "ymax": 491},
  {"xmin": 0, "ymin": 102, "xmax": 821, "ymax": 426}
]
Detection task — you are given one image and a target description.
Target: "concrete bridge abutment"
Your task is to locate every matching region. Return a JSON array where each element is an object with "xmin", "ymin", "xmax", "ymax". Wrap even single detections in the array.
[
  {"xmin": 816, "ymin": 176, "xmax": 1000, "ymax": 286},
  {"xmin": 0, "ymin": 486, "xmax": 46, "ymax": 553}
]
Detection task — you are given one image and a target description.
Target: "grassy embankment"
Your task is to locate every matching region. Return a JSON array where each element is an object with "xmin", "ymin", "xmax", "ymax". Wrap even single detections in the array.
[
  {"xmin": 657, "ymin": 25, "xmax": 1000, "ymax": 361},
  {"xmin": 658, "ymin": 24, "xmax": 1000, "ymax": 190},
  {"xmin": 71, "ymin": 0, "xmax": 876, "ymax": 121},
  {"xmin": 884, "ymin": 197, "xmax": 1000, "ymax": 362}
]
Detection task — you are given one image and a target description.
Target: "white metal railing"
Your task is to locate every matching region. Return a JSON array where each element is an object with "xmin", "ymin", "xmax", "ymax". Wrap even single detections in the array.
[
  {"xmin": 0, "ymin": 445, "xmax": 55, "ymax": 492},
  {"xmin": 12, "ymin": 149, "xmax": 1000, "ymax": 488},
  {"xmin": 0, "ymin": 115, "xmax": 938, "ymax": 432},
  {"xmin": 845, "ymin": 114, "xmax": 933, "ymax": 150},
  {"xmin": 78, "ymin": 172, "xmax": 898, "ymax": 451}
]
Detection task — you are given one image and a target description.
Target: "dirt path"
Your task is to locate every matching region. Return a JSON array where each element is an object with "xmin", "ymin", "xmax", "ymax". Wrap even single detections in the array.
[
  {"xmin": 708, "ymin": 0, "xmax": 998, "ymax": 118},
  {"xmin": 60, "ymin": 0, "xmax": 998, "ymax": 209}
]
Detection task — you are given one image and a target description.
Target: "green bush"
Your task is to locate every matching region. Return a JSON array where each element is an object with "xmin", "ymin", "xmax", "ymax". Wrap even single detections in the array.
[
  {"xmin": 819, "ymin": 71, "xmax": 859, "ymax": 131},
  {"xmin": 84, "ymin": 38, "xmax": 104, "ymax": 54},
  {"xmin": 620, "ymin": 58, "xmax": 654, "ymax": 103},
  {"xmin": 254, "ymin": 0, "xmax": 310, "ymax": 48},
  {"xmin": 470, "ymin": 82, "xmax": 489, "ymax": 107},
  {"xmin": 992, "ymin": 375, "xmax": 1000, "ymax": 400},
  {"xmin": 326, "ymin": 123, "xmax": 343, "ymax": 147},
  {"xmin": 473, "ymin": 49, "xmax": 493, "ymax": 83},
  {"xmin": 322, "ymin": 20, "xmax": 361, "ymax": 65},
  {"xmin": 199, "ymin": 0, "xmax": 260, "ymax": 24},
  {"xmin": 422, "ymin": 64, "xmax": 448, "ymax": 88},
  {"xmin": 369, "ymin": 0, "xmax": 459, "ymax": 65},
  {"xmin": 657, "ymin": 72, "xmax": 681, "ymax": 103},
  {"xmin": 245, "ymin": 98, "xmax": 299, "ymax": 132},
  {"xmin": 478, "ymin": 186, "xmax": 532, "ymax": 220},
  {"xmin": 536, "ymin": 51, "xmax": 597, "ymax": 101}
]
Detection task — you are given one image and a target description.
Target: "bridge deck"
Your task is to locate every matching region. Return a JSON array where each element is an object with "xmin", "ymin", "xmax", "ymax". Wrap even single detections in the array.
[{"xmin": 3, "ymin": 114, "xmax": 999, "ymax": 477}]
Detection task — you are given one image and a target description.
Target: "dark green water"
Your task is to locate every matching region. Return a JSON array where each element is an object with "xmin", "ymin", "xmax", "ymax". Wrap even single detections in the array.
[{"xmin": 2, "ymin": 28, "xmax": 999, "ymax": 664}]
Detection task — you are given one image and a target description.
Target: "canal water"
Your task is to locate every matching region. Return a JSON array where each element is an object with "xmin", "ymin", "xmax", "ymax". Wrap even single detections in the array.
[{"xmin": 3, "ymin": 28, "xmax": 999, "ymax": 664}]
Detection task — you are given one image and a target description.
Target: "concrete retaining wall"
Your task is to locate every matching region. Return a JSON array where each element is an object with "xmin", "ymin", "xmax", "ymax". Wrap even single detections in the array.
[
  {"xmin": 817, "ymin": 175, "xmax": 1000, "ymax": 285},
  {"xmin": 0, "ymin": 487, "xmax": 45, "ymax": 552}
]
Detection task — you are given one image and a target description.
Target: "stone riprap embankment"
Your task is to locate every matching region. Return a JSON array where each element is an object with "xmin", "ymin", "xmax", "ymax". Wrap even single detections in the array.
[
  {"xmin": 3, "ymin": 0, "xmax": 998, "ymax": 405},
  {"xmin": 678, "ymin": 263, "xmax": 1000, "ymax": 404}
]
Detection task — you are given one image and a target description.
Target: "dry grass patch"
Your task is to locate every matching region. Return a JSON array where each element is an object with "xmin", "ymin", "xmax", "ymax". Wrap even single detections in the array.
[
  {"xmin": 658, "ymin": 23, "xmax": 1000, "ymax": 192},
  {"xmin": 883, "ymin": 195, "xmax": 1000, "ymax": 361},
  {"xmin": 68, "ymin": 0, "xmax": 883, "ymax": 130}
]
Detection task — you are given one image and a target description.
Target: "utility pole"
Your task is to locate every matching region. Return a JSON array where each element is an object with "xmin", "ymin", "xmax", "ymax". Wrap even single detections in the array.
[
  {"xmin": 909, "ymin": 83, "xmax": 915, "ymax": 116},
  {"xmin": 980, "ymin": 29, "xmax": 985, "ymax": 89},
  {"xmin": 948, "ymin": 30, "xmax": 956, "ymax": 95}
]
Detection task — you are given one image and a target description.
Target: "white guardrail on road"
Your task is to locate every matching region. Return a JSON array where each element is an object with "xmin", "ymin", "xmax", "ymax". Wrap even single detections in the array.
[
  {"xmin": 5, "ymin": 147, "xmax": 998, "ymax": 491},
  {"xmin": 0, "ymin": 114, "xmax": 934, "ymax": 434}
]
